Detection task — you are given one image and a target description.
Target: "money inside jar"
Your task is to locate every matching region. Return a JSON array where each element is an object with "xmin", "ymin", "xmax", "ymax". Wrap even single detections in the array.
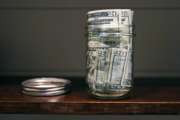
[{"xmin": 86, "ymin": 9, "xmax": 134, "ymax": 99}]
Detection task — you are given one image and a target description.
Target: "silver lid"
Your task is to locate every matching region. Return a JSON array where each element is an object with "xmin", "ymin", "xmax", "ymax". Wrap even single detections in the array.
[
  {"xmin": 23, "ymin": 86, "xmax": 68, "ymax": 92},
  {"xmin": 22, "ymin": 77, "xmax": 71, "ymax": 89},
  {"xmin": 22, "ymin": 89, "xmax": 69, "ymax": 96},
  {"xmin": 21, "ymin": 77, "xmax": 72, "ymax": 96}
]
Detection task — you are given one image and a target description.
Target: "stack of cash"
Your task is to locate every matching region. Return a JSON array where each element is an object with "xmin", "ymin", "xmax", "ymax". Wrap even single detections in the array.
[
  {"xmin": 87, "ymin": 9, "xmax": 134, "ymax": 94},
  {"xmin": 22, "ymin": 77, "xmax": 71, "ymax": 96}
]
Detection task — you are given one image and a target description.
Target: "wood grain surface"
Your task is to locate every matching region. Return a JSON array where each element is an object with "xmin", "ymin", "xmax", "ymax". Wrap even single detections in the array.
[{"xmin": 0, "ymin": 77, "xmax": 180, "ymax": 114}]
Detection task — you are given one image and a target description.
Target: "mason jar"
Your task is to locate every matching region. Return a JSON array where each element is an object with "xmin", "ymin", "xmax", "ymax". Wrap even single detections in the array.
[{"xmin": 86, "ymin": 9, "xmax": 134, "ymax": 99}]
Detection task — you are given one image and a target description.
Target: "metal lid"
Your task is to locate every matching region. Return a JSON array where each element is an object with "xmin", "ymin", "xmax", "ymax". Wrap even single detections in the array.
[
  {"xmin": 21, "ymin": 77, "xmax": 71, "ymax": 96},
  {"xmin": 23, "ymin": 86, "xmax": 68, "ymax": 92},
  {"xmin": 22, "ymin": 89, "xmax": 69, "ymax": 96},
  {"xmin": 22, "ymin": 77, "xmax": 71, "ymax": 89}
]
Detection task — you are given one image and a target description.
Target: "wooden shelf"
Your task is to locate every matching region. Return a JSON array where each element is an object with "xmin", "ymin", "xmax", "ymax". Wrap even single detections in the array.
[{"xmin": 0, "ymin": 77, "xmax": 180, "ymax": 114}]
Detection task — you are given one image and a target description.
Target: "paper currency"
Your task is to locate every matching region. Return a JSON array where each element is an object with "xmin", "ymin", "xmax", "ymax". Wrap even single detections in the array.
[{"xmin": 87, "ymin": 9, "xmax": 134, "ymax": 96}]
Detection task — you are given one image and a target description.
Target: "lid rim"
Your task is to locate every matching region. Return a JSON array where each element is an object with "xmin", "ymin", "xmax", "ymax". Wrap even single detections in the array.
[{"xmin": 22, "ymin": 77, "xmax": 71, "ymax": 89}]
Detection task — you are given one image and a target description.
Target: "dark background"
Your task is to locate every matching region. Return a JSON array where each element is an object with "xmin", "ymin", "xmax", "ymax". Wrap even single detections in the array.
[
  {"xmin": 0, "ymin": 0, "xmax": 180, "ymax": 78},
  {"xmin": 0, "ymin": 0, "xmax": 180, "ymax": 119}
]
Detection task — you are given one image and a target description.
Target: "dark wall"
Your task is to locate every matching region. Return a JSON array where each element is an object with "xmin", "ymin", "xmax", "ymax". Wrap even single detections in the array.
[{"xmin": 0, "ymin": 0, "xmax": 180, "ymax": 77}]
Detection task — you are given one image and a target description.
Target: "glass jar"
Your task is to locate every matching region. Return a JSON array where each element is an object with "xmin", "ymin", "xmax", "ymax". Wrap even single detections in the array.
[{"xmin": 86, "ymin": 9, "xmax": 134, "ymax": 99}]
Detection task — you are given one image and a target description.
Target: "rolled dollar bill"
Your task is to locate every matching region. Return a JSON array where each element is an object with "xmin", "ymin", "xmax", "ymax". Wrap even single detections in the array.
[{"xmin": 86, "ymin": 9, "xmax": 134, "ymax": 99}]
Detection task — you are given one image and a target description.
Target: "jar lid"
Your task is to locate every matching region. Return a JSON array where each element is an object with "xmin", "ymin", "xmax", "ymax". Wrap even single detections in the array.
[
  {"xmin": 22, "ymin": 77, "xmax": 71, "ymax": 89},
  {"xmin": 22, "ymin": 89, "xmax": 69, "ymax": 96},
  {"xmin": 21, "ymin": 77, "xmax": 71, "ymax": 96}
]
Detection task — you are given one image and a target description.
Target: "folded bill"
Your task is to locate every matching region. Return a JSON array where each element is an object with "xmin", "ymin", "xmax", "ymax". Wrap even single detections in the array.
[{"xmin": 86, "ymin": 9, "xmax": 134, "ymax": 98}]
